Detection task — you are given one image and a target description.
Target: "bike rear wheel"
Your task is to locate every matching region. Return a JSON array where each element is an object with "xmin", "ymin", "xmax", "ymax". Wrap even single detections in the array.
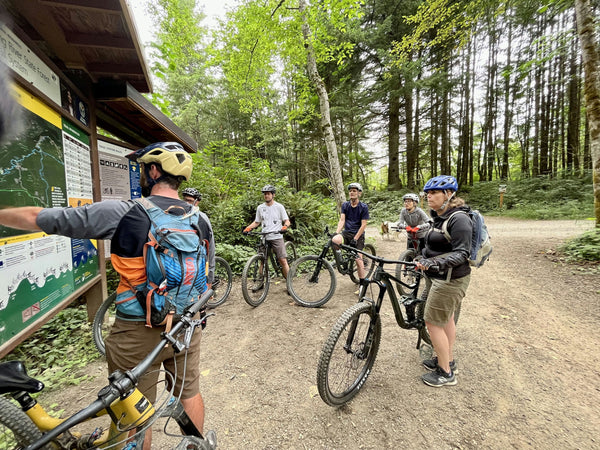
[
  {"xmin": 287, "ymin": 255, "xmax": 336, "ymax": 307},
  {"xmin": 207, "ymin": 256, "xmax": 233, "ymax": 308},
  {"xmin": 395, "ymin": 248, "xmax": 419, "ymax": 296},
  {"xmin": 348, "ymin": 243, "xmax": 376, "ymax": 284},
  {"xmin": 0, "ymin": 396, "xmax": 47, "ymax": 449},
  {"xmin": 92, "ymin": 292, "xmax": 117, "ymax": 356},
  {"xmin": 241, "ymin": 254, "xmax": 270, "ymax": 307},
  {"xmin": 285, "ymin": 241, "xmax": 297, "ymax": 264},
  {"xmin": 317, "ymin": 302, "xmax": 381, "ymax": 406}
]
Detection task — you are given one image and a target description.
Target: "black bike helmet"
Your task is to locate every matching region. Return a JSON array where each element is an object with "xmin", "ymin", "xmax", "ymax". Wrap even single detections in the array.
[
  {"xmin": 182, "ymin": 187, "xmax": 201, "ymax": 200},
  {"xmin": 261, "ymin": 184, "xmax": 276, "ymax": 194}
]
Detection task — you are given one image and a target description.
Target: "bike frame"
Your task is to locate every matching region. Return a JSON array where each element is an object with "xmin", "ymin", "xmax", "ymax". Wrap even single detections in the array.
[
  {"xmin": 1, "ymin": 289, "xmax": 215, "ymax": 450},
  {"xmin": 337, "ymin": 244, "xmax": 435, "ymax": 359},
  {"xmin": 250, "ymin": 231, "xmax": 284, "ymax": 277}
]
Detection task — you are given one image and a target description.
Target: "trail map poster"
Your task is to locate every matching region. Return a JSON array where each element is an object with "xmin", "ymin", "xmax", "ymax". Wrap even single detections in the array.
[{"xmin": 0, "ymin": 86, "xmax": 98, "ymax": 348}]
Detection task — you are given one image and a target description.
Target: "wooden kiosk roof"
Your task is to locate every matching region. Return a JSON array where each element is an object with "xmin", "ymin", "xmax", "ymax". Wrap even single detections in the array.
[{"xmin": 1, "ymin": 0, "xmax": 196, "ymax": 152}]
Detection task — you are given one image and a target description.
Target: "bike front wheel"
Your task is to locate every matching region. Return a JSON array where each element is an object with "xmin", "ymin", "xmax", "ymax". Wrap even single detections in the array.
[
  {"xmin": 241, "ymin": 254, "xmax": 270, "ymax": 307},
  {"xmin": 92, "ymin": 292, "xmax": 117, "ymax": 356},
  {"xmin": 207, "ymin": 256, "xmax": 233, "ymax": 308},
  {"xmin": 348, "ymin": 243, "xmax": 376, "ymax": 284},
  {"xmin": 0, "ymin": 396, "xmax": 47, "ymax": 449},
  {"xmin": 287, "ymin": 255, "xmax": 336, "ymax": 307},
  {"xmin": 317, "ymin": 302, "xmax": 381, "ymax": 406},
  {"xmin": 395, "ymin": 248, "xmax": 418, "ymax": 296}
]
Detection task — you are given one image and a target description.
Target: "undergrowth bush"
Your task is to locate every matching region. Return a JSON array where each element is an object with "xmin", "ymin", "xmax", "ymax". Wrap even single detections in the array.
[
  {"xmin": 559, "ymin": 229, "xmax": 600, "ymax": 262},
  {"xmin": 2, "ymin": 304, "xmax": 99, "ymax": 391}
]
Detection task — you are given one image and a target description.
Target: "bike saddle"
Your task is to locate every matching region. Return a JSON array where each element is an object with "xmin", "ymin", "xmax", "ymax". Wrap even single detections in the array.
[{"xmin": 0, "ymin": 360, "xmax": 44, "ymax": 394}]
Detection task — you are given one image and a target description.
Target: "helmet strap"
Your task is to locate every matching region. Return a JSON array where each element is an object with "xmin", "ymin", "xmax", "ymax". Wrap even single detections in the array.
[{"xmin": 439, "ymin": 190, "xmax": 455, "ymax": 211}]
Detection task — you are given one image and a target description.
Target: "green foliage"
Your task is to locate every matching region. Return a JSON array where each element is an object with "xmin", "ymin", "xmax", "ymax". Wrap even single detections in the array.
[
  {"xmin": 462, "ymin": 175, "xmax": 594, "ymax": 219},
  {"xmin": 2, "ymin": 305, "xmax": 99, "ymax": 391},
  {"xmin": 559, "ymin": 229, "xmax": 600, "ymax": 262}
]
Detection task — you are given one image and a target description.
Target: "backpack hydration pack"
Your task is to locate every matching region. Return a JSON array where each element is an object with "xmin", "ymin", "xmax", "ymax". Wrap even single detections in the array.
[
  {"xmin": 118, "ymin": 198, "xmax": 207, "ymax": 328},
  {"xmin": 441, "ymin": 210, "xmax": 492, "ymax": 268}
]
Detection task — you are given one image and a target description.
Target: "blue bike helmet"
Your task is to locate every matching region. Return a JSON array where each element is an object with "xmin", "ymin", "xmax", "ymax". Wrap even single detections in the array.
[{"xmin": 423, "ymin": 175, "xmax": 458, "ymax": 192}]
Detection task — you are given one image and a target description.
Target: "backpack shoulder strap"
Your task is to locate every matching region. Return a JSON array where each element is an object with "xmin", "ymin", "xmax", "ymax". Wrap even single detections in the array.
[{"xmin": 440, "ymin": 210, "xmax": 467, "ymax": 241}]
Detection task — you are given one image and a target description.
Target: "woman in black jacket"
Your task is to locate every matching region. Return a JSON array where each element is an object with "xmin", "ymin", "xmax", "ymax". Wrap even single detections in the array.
[{"xmin": 416, "ymin": 175, "xmax": 472, "ymax": 387}]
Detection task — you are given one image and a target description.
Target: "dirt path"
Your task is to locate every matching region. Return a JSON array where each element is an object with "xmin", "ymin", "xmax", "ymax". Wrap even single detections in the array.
[{"xmin": 43, "ymin": 217, "xmax": 599, "ymax": 449}]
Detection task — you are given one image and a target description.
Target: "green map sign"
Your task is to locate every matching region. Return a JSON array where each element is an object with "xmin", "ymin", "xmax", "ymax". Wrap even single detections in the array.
[{"xmin": 0, "ymin": 85, "xmax": 99, "ymax": 349}]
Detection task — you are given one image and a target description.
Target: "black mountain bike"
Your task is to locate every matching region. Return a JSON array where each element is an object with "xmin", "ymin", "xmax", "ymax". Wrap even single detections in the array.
[
  {"xmin": 92, "ymin": 256, "xmax": 233, "ymax": 356},
  {"xmin": 316, "ymin": 246, "xmax": 459, "ymax": 407},
  {"xmin": 241, "ymin": 231, "xmax": 297, "ymax": 307},
  {"xmin": 0, "ymin": 290, "xmax": 217, "ymax": 450},
  {"xmin": 286, "ymin": 228, "xmax": 375, "ymax": 307}
]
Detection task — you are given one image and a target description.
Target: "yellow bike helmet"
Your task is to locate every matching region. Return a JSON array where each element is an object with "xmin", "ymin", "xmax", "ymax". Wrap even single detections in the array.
[{"xmin": 127, "ymin": 142, "xmax": 192, "ymax": 180}]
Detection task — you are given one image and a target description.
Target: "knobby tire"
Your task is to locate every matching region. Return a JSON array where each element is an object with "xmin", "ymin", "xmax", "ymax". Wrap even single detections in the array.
[
  {"xmin": 395, "ymin": 248, "xmax": 418, "ymax": 296},
  {"xmin": 348, "ymin": 243, "xmax": 376, "ymax": 284},
  {"xmin": 286, "ymin": 255, "xmax": 336, "ymax": 308},
  {"xmin": 317, "ymin": 302, "xmax": 381, "ymax": 406},
  {"xmin": 0, "ymin": 396, "xmax": 49, "ymax": 450},
  {"xmin": 241, "ymin": 254, "xmax": 270, "ymax": 307},
  {"xmin": 207, "ymin": 256, "xmax": 233, "ymax": 308},
  {"xmin": 285, "ymin": 241, "xmax": 297, "ymax": 265},
  {"xmin": 92, "ymin": 292, "xmax": 117, "ymax": 356}
]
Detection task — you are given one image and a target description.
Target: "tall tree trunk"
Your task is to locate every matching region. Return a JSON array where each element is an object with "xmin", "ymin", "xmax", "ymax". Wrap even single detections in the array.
[
  {"xmin": 502, "ymin": 17, "xmax": 513, "ymax": 180},
  {"xmin": 575, "ymin": 0, "xmax": 600, "ymax": 226},
  {"xmin": 405, "ymin": 87, "xmax": 416, "ymax": 188},
  {"xmin": 388, "ymin": 80, "xmax": 401, "ymax": 190},
  {"xmin": 299, "ymin": 0, "xmax": 345, "ymax": 209}
]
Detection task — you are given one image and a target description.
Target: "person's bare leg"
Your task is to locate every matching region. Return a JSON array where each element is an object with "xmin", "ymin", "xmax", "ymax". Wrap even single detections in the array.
[
  {"xmin": 279, "ymin": 258, "xmax": 289, "ymax": 278},
  {"xmin": 426, "ymin": 322, "xmax": 451, "ymax": 373},
  {"xmin": 181, "ymin": 392, "xmax": 205, "ymax": 433}
]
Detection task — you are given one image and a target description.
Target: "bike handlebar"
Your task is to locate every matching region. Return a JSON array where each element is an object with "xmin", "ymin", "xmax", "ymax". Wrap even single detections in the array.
[
  {"xmin": 25, "ymin": 289, "xmax": 214, "ymax": 450},
  {"xmin": 340, "ymin": 244, "xmax": 440, "ymax": 272}
]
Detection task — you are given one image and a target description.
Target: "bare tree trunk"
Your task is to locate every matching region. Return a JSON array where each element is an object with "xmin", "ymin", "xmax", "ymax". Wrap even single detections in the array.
[
  {"xmin": 405, "ymin": 88, "xmax": 416, "ymax": 188},
  {"xmin": 388, "ymin": 81, "xmax": 401, "ymax": 190},
  {"xmin": 299, "ymin": 0, "xmax": 345, "ymax": 209},
  {"xmin": 575, "ymin": 0, "xmax": 600, "ymax": 226},
  {"xmin": 502, "ymin": 17, "xmax": 513, "ymax": 180}
]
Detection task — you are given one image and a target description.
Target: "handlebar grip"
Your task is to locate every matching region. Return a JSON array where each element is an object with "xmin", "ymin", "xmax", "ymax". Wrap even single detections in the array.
[{"xmin": 187, "ymin": 289, "xmax": 214, "ymax": 316}]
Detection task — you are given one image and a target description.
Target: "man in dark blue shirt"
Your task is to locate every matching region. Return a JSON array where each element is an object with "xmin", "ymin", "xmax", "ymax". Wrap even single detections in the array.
[{"xmin": 332, "ymin": 182, "xmax": 370, "ymax": 282}]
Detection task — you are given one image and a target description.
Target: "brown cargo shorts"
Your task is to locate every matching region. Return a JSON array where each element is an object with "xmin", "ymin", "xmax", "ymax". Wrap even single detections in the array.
[
  {"xmin": 105, "ymin": 317, "xmax": 202, "ymax": 403},
  {"xmin": 423, "ymin": 274, "xmax": 470, "ymax": 327}
]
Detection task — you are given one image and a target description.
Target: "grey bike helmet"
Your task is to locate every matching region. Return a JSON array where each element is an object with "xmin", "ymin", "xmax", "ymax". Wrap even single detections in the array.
[
  {"xmin": 347, "ymin": 182, "xmax": 363, "ymax": 192},
  {"xmin": 261, "ymin": 185, "xmax": 276, "ymax": 194},
  {"xmin": 182, "ymin": 187, "xmax": 201, "ymax": 200},
  {"xmin": 403, "ymin": 193, "xmax": 419, "ymax": 203}
]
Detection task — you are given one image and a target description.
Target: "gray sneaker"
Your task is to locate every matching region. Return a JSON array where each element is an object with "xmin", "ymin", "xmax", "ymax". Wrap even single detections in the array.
[
  {"xmin": 421, "ymin": 366, "xmax": 457, "ymax": 387},
  {"xmin": 422, "ymin": 357, "xmax": 457, "ymax": 373}
]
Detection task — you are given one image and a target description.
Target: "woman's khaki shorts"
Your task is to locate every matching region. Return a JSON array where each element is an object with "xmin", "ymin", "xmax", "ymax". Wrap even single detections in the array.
[
  {"xmin": 423, "ymin": 274, "xmax": 470, "ymax": 327},
  {"xmin": 105, "ymin": 317, "xmax": 202, "ymax": 403}
]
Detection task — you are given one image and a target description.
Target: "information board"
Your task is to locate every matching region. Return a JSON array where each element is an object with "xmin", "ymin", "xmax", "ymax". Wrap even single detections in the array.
[{"xmin": 0, "ymin": 85, "xmax": 99, "ymax": 347}]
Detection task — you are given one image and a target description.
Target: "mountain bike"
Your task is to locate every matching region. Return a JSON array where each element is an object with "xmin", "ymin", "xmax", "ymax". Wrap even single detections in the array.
[
  {"xmin": 240, "ymin": 231, "xmax": 297, "ymax": 307},
  {"xmin": 286, "ymin": 228, "xmax": 376, "ymax": 308},
  {"xmin": 0, "ymin": 290, "xmax": 217, "ymax": 450},
  {"xmin": 394, "ymin": 225, "xmax": 424, "ymax": 295},
  {"xmin": 92, "ymin": 257, "xmax": 233, "ymax": 356},
  {"xmin": 316, "ymin": 246, "xmax": 460, "ymax": 407}
]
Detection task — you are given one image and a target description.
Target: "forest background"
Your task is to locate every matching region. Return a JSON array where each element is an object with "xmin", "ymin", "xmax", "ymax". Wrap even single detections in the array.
[
  {"xmin": 124, "ymin": 0, "xmax": 599, "ymax": 269},
  {"xmin": 4, "ymin": 0, "xmax": 600, "ymax": 392}
]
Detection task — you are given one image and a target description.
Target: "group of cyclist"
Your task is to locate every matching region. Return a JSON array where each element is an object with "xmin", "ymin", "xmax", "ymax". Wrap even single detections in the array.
[{"xmin": 0, "ymin": 136, "xmax": 471, "ymax": 449}]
